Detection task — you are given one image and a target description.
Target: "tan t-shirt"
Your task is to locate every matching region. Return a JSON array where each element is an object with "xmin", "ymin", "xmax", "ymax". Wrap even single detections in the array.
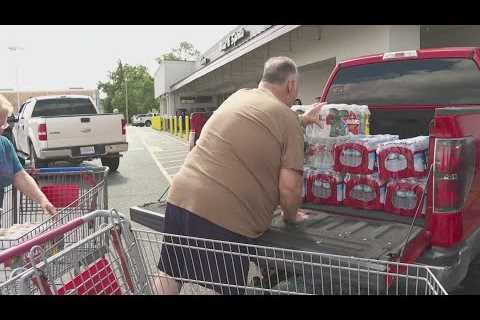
[{"xmin": 167, "ymin": 88, "xmax": 304, "ymax": 238}]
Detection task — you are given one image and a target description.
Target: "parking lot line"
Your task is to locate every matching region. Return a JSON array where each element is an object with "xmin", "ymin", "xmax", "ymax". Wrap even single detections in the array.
[{"xmin": 138, "ymin": 131, "xmax": 173, "ymax": 184}]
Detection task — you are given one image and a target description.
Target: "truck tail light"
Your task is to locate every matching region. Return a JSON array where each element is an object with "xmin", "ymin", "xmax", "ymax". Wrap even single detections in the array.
[
  {"xmin": 38, "ymin": 124, "xmax": 47, "ymax": 141},
  {"xmin": 431, "ymin": 137, "xmax": 475, "ymax": 246},
  {"xmin": 121, "ymin": 119, "xmax": 126, "ymax": 135},
  {"xmin": 433, "ymin": 138, "xmax": 474, "ymax": 213}
]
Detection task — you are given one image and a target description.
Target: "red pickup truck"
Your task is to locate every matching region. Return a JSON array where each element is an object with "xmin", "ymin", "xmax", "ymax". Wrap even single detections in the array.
[
  {"xmin": 272, "ymin": 47, "xmax": 480, "ymax": 291},
  {"xmin": 132, "ymin": 47, "xmax": 480, "ymax": 292}
]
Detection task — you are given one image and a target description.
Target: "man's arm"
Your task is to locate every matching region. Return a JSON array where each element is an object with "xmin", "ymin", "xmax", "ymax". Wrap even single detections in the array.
[
  {"xmin": 279, "ymin": 168, "xmax": 305, "ymax": 223},
  {"xmin": 298, "ymin": 102, "xmax": 326, "ymax": 128},
  {"xmin": 13, "ymin": 170, "xmax": 57, "ymax": 215}
]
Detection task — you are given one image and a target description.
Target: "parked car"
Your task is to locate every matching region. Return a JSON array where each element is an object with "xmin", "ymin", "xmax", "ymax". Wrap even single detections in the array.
[
  {"xmin": 131, "ymin": 47, "xmax": 480, "ymax": 292},
  {"xmin": 131, "ymin": 113, "xmax": 157, "ymax": 127},
  {"xmin": 11, "ymin": 95, "xmax": 128, "ymax": 171}
]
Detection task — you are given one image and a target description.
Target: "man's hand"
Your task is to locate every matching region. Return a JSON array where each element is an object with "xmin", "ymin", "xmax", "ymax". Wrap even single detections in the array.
[
  {"xmin": 41, "ymin": 200, "xmax": 57, "ymax": 216},
  {"xmin": 302, "ymin": 102, "xmax": 327, "ymax": 127},
  {"xmin": 282, "ymin": 210, "xmax": 309, "ymax": 225}
]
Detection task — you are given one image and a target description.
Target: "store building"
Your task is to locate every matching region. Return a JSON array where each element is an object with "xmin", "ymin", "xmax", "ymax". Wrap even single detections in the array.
[{"xmin": 154, "ymin": 25, "xmax": 480, "ymax": 115}]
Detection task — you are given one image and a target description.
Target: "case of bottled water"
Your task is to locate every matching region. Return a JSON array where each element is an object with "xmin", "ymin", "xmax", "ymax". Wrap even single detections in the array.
[
  {"xmin": 343, "ymin": 173, "xmax": 387, "ymax": 210},
  {"xmin": 334, "ymin": 135, "xmax": 399, "ymax": 174},
  {"xmin": 302, "ymin": 104, "xmax": 371, "ymax": 138},
  {"xmin": 305, "ymin": 169, "xmax": 345, "ymax": 205},
  {"xmin": 385, "ymin": 178, "xmax": 427, "ymax": 217},
  {"xmin": 318, "ymin": 104, "xmax": 371, "ymax": 137},
  {"xmin": 377, "ymin": 136, "xmax": 429, "ymax": 180},
  {"xmin": 305, "ymin": 136, "xmax": 350, "ymax": 170}
]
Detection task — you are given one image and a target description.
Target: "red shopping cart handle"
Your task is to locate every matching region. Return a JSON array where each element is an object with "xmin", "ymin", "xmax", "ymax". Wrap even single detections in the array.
[{"xmin": 0, "ymin": 210, "xmax": 115, "ymax": 265}]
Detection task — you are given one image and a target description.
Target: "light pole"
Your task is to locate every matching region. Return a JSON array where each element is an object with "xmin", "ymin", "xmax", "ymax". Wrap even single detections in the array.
[
  {"xmin": 8, "ymin": 46, "xmax": 24, "ymax": 111},
  {"xmin": 125, "ymin": 76, "xmax": 129, "ymax": 125}
]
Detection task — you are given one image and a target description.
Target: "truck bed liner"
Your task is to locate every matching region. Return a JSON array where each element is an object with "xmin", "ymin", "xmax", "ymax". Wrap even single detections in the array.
[{"xmin": 257, "ymin": 209, "xmax": 423, "ymax": 261}]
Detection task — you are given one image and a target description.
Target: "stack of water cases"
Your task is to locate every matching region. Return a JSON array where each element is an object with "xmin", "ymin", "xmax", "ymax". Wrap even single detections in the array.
[
  {"xmin": 302, "ymin": 103, "xmax": 430, "ymax": 217},
  {"xmin": 376, "ymin": 136, "xmax": 429, "ymax": 216},
  {"xmin": 303, "ymin": 104, "xmax": 370, "ymax": 206}
]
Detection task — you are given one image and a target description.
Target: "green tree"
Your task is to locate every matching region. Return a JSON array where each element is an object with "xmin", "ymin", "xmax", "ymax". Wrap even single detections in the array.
[
  {"xmin": 156, "ymin": 41, "xmax": 200, "ymax": 63},
  {"xmin": 97, "ymin": 60, "xmax": 158, "ymax": 121}
]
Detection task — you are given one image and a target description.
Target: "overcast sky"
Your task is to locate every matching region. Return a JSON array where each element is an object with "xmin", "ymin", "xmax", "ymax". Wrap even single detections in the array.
[{"xmin": 0, "ymin": 25, "xmax": 237, "ymax": 92}]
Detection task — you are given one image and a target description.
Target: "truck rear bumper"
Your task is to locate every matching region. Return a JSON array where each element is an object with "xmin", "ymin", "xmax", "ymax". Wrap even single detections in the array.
[
  {"xmin": 39, "ymin": 142, "xmax": 128, "ymax": 160},
  {"xmin": 416, "ymin": 227, "xmax": 480, "ymax": 292}
]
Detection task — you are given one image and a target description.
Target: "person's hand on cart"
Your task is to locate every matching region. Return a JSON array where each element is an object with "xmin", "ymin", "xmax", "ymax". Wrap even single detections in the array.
[
  {"xmin": 40, "ymin": 199, "xmax": 57, "ymax": 216},
  {"xmin": 13, "ymin": 171, "xmax": 58, "ymax": 216}
]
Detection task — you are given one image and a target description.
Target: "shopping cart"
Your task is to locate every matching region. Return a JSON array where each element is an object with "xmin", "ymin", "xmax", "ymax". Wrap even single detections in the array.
[
  {"xmin": 0, "ymin": 209, "xmax": 447, "ymax": 295},
  {"xmin": 1, "ymin": 166, "xmax": 108, "ymax": 229},
  {"xmin": 0, "ymin": 166, "xmax": 109, "ymax": 284}
]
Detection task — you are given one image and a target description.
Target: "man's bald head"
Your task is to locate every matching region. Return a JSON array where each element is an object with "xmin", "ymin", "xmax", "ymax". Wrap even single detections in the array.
[
  {"xmin": 259, "ymin": 57, "xmax": 299, "ymax": 107},
  {"xmin": 261, "ymin": 57, "xmax": 298, "ymax": 85}
]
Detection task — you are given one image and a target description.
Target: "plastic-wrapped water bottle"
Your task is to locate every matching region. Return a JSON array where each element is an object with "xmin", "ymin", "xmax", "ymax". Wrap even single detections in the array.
[
  {"xmin": 393, "ymin": 190, "xmax": 417, "ymax": 210},
  {"xmin": 368, "ymin": 151, "xmax": 376, "ymax": 171},
  {"xmin": 414, "ymin": 152, "xmax": 427, "ymax": 172},
  {"xmin": 351, "ymin": 184, "xmax": 363, "ymax": 201},
  {"xmin": 313, "ymin": 180, "xmax": 332, "ymax": 199},
  {"xmin": 385, "ymin": 153, "xmax": 408, "ymax": 173},
  {"xmin": 362, "ymin": 185, "xmax": 376, "ymax": 202}
]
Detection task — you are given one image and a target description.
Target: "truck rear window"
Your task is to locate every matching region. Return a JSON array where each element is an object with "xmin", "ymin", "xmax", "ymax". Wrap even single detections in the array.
[
  {"xmin": 326, "ymin": 58, "xmax": 480, "ymax": 106},
  {"xmin": 32, "ymin": 98, "xmax": 97, "ymax": 117}
]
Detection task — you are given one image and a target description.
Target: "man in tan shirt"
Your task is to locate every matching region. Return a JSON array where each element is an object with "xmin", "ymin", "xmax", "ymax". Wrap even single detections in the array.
[{"xmin": 155, "ymin": 56, "xmax": 323, "ymax": 295}]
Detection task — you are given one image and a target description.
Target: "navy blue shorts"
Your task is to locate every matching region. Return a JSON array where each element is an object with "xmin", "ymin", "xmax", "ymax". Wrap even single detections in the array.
[{"xmin": 158, "ymin": 203, "xmax": 252, "ymax": 295}]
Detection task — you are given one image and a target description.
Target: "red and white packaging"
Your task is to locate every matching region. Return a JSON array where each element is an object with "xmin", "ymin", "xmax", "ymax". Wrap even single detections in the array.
[
  {"xmin": 344, "ymin": 173, "xmax": 387, "ymax": 210},
  {"xmin": 305, "ymin": 136, "xmax": 350, "ymax": 170},
  {"xmin": 377, "ymin": 136, "xmax": 429, "ymax": 180},
  {"xmin": 334, "ymin": 135, "xmax": 398, "ymax": 174},
  {"xmin": 385, "ymin": 178, "xmax": 427, "ymax": 217},
  {"xmin": 305, "ymin": 169, "xmax": 345, "ymax": 205}
]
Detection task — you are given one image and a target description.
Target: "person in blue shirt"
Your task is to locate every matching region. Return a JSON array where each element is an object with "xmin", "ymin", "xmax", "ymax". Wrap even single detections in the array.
[{"xmin": 0, "ymin": 95, "xmax": 56, "ymax": 216}]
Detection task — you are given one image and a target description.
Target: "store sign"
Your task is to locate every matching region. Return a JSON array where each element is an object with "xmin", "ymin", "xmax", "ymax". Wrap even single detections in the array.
[{"xmin": 220, "ymin": 28, "xmax": 248, "ymax": 51}]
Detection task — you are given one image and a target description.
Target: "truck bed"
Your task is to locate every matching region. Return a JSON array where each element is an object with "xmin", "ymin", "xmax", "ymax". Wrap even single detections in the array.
[{"xmin": 130, "ymin": 202, "xmax": 423, "ymax": 261}]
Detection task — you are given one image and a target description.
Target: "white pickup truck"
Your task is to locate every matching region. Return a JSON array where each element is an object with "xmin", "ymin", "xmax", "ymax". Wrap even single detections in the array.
[{"xmin": 12, "ymin": 95, "xmax": 128, "ymax": 171}]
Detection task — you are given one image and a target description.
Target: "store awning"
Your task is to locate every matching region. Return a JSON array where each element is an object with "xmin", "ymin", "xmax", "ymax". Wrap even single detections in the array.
[{"xmin": 170, "ymin": 25, "xmax": 301, "ymax": 92}]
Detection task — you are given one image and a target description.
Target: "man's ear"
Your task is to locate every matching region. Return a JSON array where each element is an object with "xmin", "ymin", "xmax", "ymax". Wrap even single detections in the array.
[{"xmin": 286, "ymin": 79, "xmax": 295, "ymax": 95}]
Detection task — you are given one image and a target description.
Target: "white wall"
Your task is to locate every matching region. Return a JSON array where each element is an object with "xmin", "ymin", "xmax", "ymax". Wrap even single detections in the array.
[
  {"xmin": 290, "ymin": 25, "xmax": 420, "ymax": 67},
  {"xmin": 421, "ymin": 25, "xmax": 480, "ymax": 48},
  {"xmin": 154, "ymin": 61, "xmax": 196, "ymax": 98},
  {"xmin": 388, "ymin": 26, "xmax": 420, "ymax": 51},
  {"xmin": 154, "ymin": 64, "xmax": 165, "ymax": 98}
]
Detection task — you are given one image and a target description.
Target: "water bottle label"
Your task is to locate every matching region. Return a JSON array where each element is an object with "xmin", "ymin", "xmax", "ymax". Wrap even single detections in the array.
[{"xmin": 414, "ymin": 152, "xmax": 426, "ymax": 172}]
